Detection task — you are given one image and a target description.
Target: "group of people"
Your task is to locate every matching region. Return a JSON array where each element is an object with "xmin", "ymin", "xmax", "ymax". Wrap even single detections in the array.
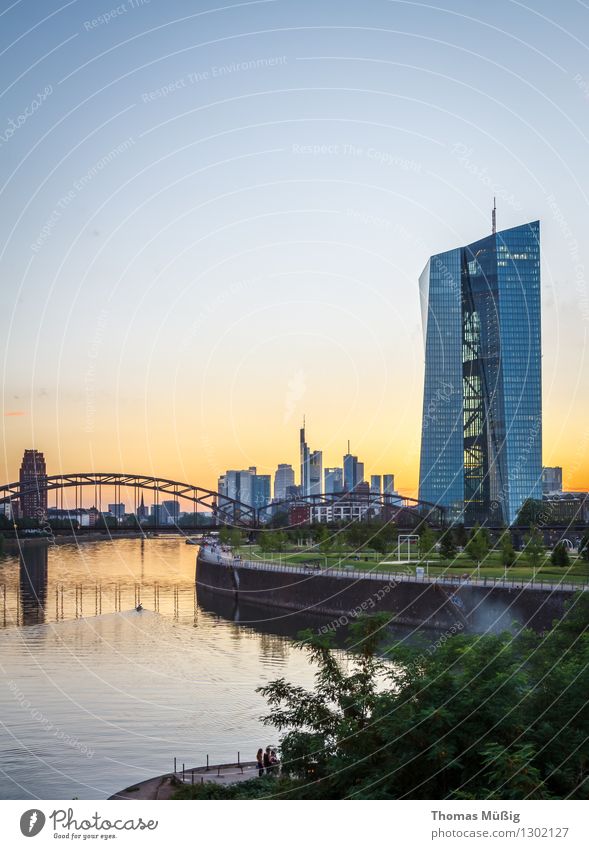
[{"xmin": 256, "ymin": 746, "xmax": 279, "ymax": 777}]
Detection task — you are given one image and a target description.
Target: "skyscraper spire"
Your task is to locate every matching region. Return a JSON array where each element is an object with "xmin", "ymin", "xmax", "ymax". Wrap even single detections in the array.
[{"xmin": 492, "ymin": 197, "xmax": 497, "ymax": 234}]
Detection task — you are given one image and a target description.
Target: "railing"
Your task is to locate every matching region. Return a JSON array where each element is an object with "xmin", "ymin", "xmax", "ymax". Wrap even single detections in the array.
[
  {"xmin": 200, "ymin": 550, "xmax": 588, "ymax": 593},
  {"xmin": 172, "ymin": 754, "xmax": 258, "ymax": 785}
]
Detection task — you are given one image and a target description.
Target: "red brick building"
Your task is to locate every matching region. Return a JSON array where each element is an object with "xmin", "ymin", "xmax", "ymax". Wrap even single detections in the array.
[{"xmin": 19, "ymin": 449, "xmax": 48, "ymax": 519}]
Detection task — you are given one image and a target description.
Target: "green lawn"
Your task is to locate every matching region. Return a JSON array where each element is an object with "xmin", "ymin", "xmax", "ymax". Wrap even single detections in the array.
[{"xmin": 237, "ymin": 544, "xmax": 589, "ymax": 585}]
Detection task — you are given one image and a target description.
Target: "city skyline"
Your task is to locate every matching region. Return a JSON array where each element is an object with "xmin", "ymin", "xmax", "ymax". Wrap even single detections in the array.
[
  {"xmin": 1, "ymin": 0, "xmax": 588, "ymax": 497},
  {"xmin": 1, "ymin": 0, "xmax": 589, "ymax": 818}
]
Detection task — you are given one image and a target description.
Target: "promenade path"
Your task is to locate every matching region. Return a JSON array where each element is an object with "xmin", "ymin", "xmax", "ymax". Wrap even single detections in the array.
[
  {"xmin": 109, "ymin": 762, "xmax": 258, "ymax": 800},
  {"xmin": 202, "ymin": 547, "xmax": 587, "ymax": 593}
]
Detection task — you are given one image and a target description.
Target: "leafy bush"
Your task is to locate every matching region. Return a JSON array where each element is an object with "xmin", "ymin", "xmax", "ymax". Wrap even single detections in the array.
[
  {"xmin": 256, "ymin": 600, "xmax": 589, "ymax": 799},
  {"xmin": 173, "ymin": 775, "xmax": 292, "ymax": 800}
]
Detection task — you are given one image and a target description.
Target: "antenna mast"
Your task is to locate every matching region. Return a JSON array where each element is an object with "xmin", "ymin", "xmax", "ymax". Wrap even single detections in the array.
[{"xmin": 492, "ymin": 197, "xmax": 497, "ymax": 235}]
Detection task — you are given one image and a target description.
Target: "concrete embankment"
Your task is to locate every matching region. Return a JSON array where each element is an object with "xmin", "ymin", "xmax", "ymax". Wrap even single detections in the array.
[
  {"xmin": 196, "ymin": 550, "xmax": 581, "ymax": 633},
  {"xmin": 109, "ymin": 761, "xmax": 258, "ymax": 800}
]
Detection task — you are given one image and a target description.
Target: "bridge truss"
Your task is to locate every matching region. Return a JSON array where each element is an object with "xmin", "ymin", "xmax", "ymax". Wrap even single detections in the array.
[{"xmin": 0, "ymin": 472, "xmax": 256, "ymax": 527}]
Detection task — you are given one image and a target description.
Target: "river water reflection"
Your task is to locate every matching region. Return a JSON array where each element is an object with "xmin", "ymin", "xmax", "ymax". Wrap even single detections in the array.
[{"xmin": 0, "ymin": 539, "xmax": 336, "ymax": 800}]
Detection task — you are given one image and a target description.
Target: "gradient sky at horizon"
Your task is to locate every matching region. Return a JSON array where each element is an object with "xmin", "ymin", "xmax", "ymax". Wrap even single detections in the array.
[{"xmin": 1, "ymin": 0, "xmax": 588, "ymax": 498}]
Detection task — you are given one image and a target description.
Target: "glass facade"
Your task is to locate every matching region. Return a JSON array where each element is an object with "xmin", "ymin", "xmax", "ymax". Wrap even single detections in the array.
[{"xmin": 418, "ymin": 221, "xmax": 542, "ymax": 525}]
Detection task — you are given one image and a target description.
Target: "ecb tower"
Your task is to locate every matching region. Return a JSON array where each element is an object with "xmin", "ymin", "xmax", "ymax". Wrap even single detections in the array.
[{"xmin": 418, "ymin": 220, "xmax": 542, "ymax": 526}]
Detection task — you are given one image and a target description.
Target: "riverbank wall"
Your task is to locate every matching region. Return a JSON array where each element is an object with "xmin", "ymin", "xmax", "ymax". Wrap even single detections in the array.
[
  {"xmin": 196, "ymin": 551, "xmax": 580, "ymax": 633},
  {"xmin": 1, "ymin": 531, "xmax": 146, "ymax": 553}
]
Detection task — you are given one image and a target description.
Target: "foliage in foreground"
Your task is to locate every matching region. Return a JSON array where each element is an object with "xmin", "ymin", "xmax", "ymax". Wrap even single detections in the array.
[
  {"xmin": 173, "ymin": 775, "xmax": 293, "ymax": 799},
  {"xmin": 256, "ymin": 601, "xmax": 589, "ymax": 799},
  {"xmin": 175, "ymin": 598, "xmax": 589, "ymax": 800}
]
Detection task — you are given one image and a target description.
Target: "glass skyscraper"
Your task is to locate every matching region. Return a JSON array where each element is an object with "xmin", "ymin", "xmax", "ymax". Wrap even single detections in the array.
[{"xmin": 418, "ymin": 221, "xmax": 542, "ymax": 526}]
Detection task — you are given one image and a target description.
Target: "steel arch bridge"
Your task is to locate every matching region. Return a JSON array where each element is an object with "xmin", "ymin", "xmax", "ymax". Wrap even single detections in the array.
[
  {"xmin": 0, "ymin": 472, "xmax": 256, "ymax": 527},
  {"xmin": 259, "ymin": 491, "xmax": 446, "ymax": 528}
]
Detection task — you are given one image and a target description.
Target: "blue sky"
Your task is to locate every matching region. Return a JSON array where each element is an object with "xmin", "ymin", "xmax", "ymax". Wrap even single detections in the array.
[{"xmin": 1, "ymin": 0, "xmax": 588, "ymax": 493}]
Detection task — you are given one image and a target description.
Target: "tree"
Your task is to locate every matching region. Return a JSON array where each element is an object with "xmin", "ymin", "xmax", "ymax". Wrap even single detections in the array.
[
  {"xmin": 466, "ymin": 524, "xmax": 490, "ymax": 570},
  {"xmin": 332, "ymin": 530, "xmax": 347, "ymax": 563},
  {"xmin": 258, "ymin": 531, "xmax": 275, "ymax": 553},
  {"xmin": 439, "ymin": 530, "xmax": 457, "ymax": 560},
  {"xmin": 500, "ymin": 533, "xmax": 516, "ymax": 569},
  {"xmin": 551, "ymin": 542, "xmax": 570, "ymax": 568},
  {"xmin": 254, "ymin": 596, "xmax": 589, "ymax": 799},
  {"xmin": 345, "ymin": 524, "xmax": 370, "ymax": 550},
  {"xmin": 229, "ymin": 528, "xmax": 243, "ymax": 549},
  {"xmin": 453, "ymin": 523, "xmax": 468, "ymax": 548},
  {"xmin": 524, "ymin": 526, "xmax": 544, "ymax": 571},
  {"xmin": 371, "ymin": 533, "xmax": 389, "ymax": 556},
  {"xmin": 418, "ymin": 526, "xmax": 436, "ymax": 559},
  {"xmin": 218, "ymin": 526, "xmax": 231, "ymax": 545},
  {"xmin": 275, "ymin": 531, "xmax": 288, "ymax": 552},
  {"xmin": 579, "ymin": 530, "xmax": 589, "ymax": 563},
  {"xmin": 258, "ymin": 614, "xmax": 390, "ymax": 788},
  {"xmin": 315, "ymin": 526, "xmax": 332, "ymax": 556},
  {"xmin": 259, "ymin": 531, "xmax": 287, "ymax": 553}
]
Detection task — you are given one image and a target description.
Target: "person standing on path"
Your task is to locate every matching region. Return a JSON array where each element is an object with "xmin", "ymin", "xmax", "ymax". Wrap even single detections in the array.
[
  {"xmin": 256, "ymin": 748, "xmax": 264, "ymax": 777},
  {"xmin": 263, "ymin": 746, "xmax": 271, "ymax": 774}
]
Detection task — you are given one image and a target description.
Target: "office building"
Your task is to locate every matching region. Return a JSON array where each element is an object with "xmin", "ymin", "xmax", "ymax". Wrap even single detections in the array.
[
  {"xmin": 418, "ymin": 219, "xmax": 542, "ymax": 525},
  {"xmin": 542, "ymin": 466, "xmax": 563, "ymax": 495},
  {"xmin": 370, "ymin": 475, "xmax": 382, "ymax": 495},
  {"xmin": 161, "ymin": 500, "xmax": 180, "ymax": 524},
  {"xmin": 251, "ymin": 474, "xmax": 271, "ymax": 509},
  {"xmin": 343, "ymin": 443, "xmax": 364, "ymax": 492},
  {"xmin": 300, "ymin": 422, "xmax": 310, "ymax": 495},
  {"xmin": 299, "ymin": 421, "xmax": 322, "ymax": 496},
  {"xmin": 324, "ymin": 467, "xmax": 343, "ymax": 494},
  {"xmin": 274, "ymin": 464, "xmax": 295, "ymax": 501},
  {"xmin": 383, "ymin": 474, "xmax": 395, "ymax": 496},
  {"xmin": 108, "ymin": 503, "xmax": 125, "ymax": 521},
  {"xmin": 309, "ymin": 450, "xmax": 322, "ymax": 495},
  {"xmin": 19, "ymin": 449, "xmax": 48, "ymax": 519},
  {"xmin": 218, "ymin": 467, "xmax": 270, "ymax": 508},
  {"xmin": 150, "ymin": 504, "xmax": 165, "ymax": 524}
]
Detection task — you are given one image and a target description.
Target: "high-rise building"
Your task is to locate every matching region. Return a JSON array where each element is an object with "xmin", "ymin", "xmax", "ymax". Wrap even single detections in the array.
[
  {"xmin": 108, "ymin": 503, "xmax": 125, "ymax": 521},
  {"xmin": 300, "ymin": 422, "xmax": 310, "ymax": 495},
  {"xmin": 309, "ymin": 450, "xmax": 322, "ymax": 495},
  {"xmin": 219, "ymin": 469, "xmax": 252, "ymax": 506},
  {"xmin": 251, "ymin": 474, "xmax": 271, "ymax": 509},
  {"xmin": 324, "ymin": 467, "xmax": 343, "ymax": 494},
  {"xmin": 418, "ymin": 219, "xmax": 542, "ymax": 525},
  {"xmin": 542, "ymin": 466, "xmax": 563, "ymax": 495},
  {"xmin": 19, "ymin": 449, "xmax": 48, "ymax": 519},
  {"xmin": 218, "ymin": 467, "xmax": 270, "ymax": 508},
  {"xmin": 343, "ymin": 444, "xmax": 364, "ymax": 492},
  {"xmin": 383, "ymin": 474, "xmax": 395, "ymax": 495},
  {"xmin": 299, "ymin": 421, "xmax": 322, "ymax": 496},
  {"xmin": 274, "ymin": 464, "xmax": 295, "ymax": 501},
  {"xmin": 150, "ymin": 504, "xmax": 165, "ymax": 524},
  {"xmin": 161, "ymin": 500, "xmax": 180, "ymax": 524},
  {"xmin": 370, "ymin": 475, "xmax": 382, "ymax": 495}
]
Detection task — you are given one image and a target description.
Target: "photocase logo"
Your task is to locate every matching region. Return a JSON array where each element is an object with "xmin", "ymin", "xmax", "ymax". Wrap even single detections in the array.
[{"xmin": 20, "ymin": 809, "xmax": 46, "ymax": 837}]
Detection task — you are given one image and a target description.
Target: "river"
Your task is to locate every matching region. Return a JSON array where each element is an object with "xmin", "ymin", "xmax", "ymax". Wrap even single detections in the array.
[{"xmin": 0, "ymin": 538, "xmax": 334, "ymax": 800}]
